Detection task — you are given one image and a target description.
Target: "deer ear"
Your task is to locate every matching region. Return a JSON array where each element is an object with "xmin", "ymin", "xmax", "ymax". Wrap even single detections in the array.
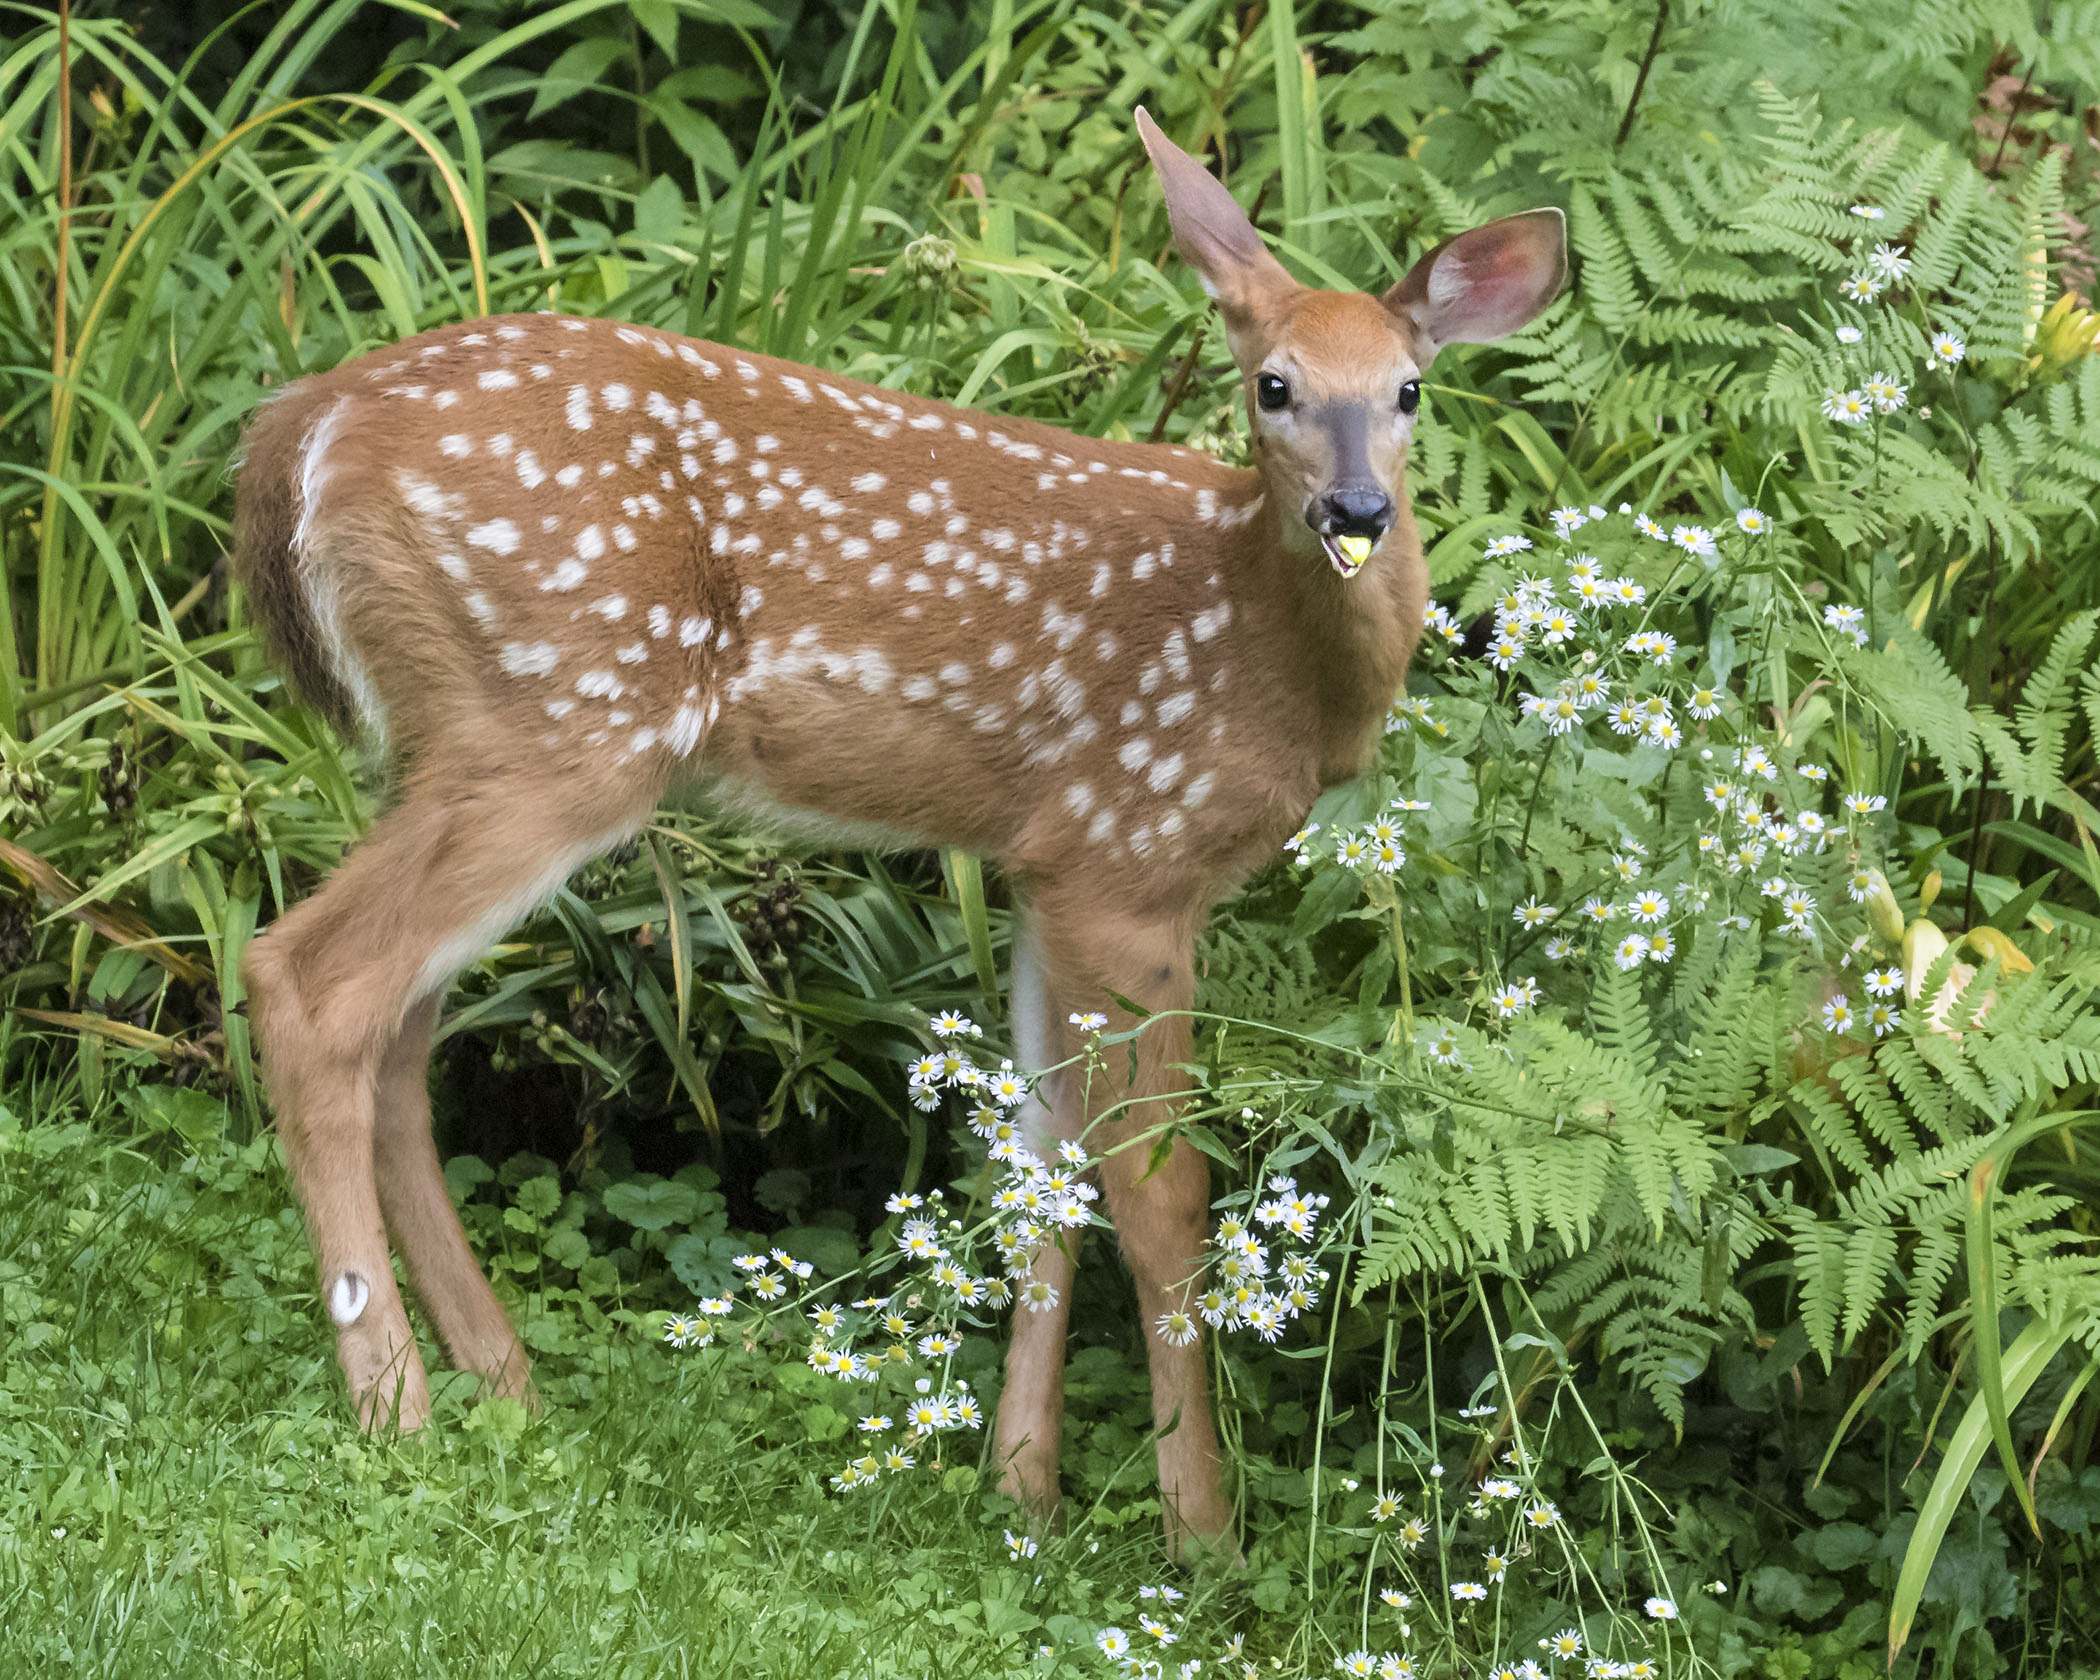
[
  {"xmin": 1382, "ymin": 208, "xmax": 1567, "ymax": 365},
  {"xmin": 1136, "ymin": 107, "xmax": 1299, "ymax": 352}
]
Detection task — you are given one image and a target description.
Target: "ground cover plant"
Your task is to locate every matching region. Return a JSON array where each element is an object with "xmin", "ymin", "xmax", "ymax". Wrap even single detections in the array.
[{"xmin": 3, "ymin": 0, "xmax": 2100, "ymax": 1674}]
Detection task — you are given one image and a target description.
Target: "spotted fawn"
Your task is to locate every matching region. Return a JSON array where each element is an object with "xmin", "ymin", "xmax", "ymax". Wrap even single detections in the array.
[{"xmin": 231, "ymin": 107, "xmax": 1564, "ymax": 1552}]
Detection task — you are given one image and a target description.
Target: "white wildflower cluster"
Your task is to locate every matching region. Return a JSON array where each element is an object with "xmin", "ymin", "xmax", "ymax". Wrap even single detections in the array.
[
  {"xmin": 1821, "ymin": 223, "xmax": 1970, "ymax": 422},
  {"xmin": 665, "ymin": 1208, "xmax": 997, "ymax": 1492},
  {"xmin": 1331, "ymin": 1401, "xmax": 1682, "ymax": 1680},
  {"xmin": 1290, "ymin": 795, "xmax": 1434, "ymax": 875},
  {"xmin": 1823, "ymin": 963, "xmax": 1908, "ymax": 1039},
  {"xmin": 1386, "ymin": 692, "xmax": 1449, "ymax": 736},
  {"xmin": 1091, "ymin": 1586, "xmax": 1203, "ymax": 1675},
  {"xmin": 1163, "ymin": 1172, "xmax": 1334, "ymax": 1348},
  {"xmin": 1274, "ymin": 486, "xmax": 1909, "ymax": 1066},
  {"xmin": 664, "ymin": 1009, "xmax": 1121, "ymax": 1494}
]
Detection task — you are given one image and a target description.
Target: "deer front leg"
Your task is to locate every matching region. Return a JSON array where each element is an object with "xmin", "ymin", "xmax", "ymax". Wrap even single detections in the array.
[
  {"xmin": 1006, "ymin": 891, "xmax": 1234, "ymax": 1556},
  {"xmin": 996, "ymin": 906, "xmax": 1080, "ymax": 1521}
]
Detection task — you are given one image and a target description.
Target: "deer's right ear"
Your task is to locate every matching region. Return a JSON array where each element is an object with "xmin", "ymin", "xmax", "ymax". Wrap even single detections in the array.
[{"xmin": 1136, "ymin": 108, "xmax": 1299, "ymax": 351}]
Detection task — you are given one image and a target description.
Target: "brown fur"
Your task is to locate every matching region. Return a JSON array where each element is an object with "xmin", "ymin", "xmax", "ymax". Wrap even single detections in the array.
[
  {"xmin": 233, "ymin": 393, "xmax": 359, "ymax": 734},
  {"xmin": 230, "ymin": 112, "xmax": 1563, "ymax": 1557}
]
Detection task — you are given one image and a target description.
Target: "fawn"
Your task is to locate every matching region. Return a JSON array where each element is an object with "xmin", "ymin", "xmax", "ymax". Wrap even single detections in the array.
[{"xmin": 230, "ymin": 107, "xmax": 1563, "ymax": 1553}]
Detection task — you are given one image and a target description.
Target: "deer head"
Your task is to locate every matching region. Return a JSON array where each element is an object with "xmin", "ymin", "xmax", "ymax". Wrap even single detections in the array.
[{"xmin": 1135, "ymin": 108, "xmax": 1565, "ymax": 580}]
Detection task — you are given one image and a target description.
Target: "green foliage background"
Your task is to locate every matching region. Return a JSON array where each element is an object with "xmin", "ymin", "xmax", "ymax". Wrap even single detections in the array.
[{"xmin": 2, "ymin": 0, "xmax": 2099, "ymax": 1674}]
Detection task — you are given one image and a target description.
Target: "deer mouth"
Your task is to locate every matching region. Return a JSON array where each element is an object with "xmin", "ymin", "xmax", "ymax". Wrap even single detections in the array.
[{"xmin": 1321, "ymin": 532, "xmax": 1376, "ymax": 578}]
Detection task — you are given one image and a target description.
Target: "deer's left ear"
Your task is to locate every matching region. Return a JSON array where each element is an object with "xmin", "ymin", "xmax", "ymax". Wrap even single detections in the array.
[{"xmin": 1382, "ymin": 209, "xmax": 1567, "ymax": 365}]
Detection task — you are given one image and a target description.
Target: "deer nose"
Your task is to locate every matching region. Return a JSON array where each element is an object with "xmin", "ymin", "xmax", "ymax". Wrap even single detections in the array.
[{"xmin": 1312, "ymin": 485, "xmax": 1394, "ymax": 544}]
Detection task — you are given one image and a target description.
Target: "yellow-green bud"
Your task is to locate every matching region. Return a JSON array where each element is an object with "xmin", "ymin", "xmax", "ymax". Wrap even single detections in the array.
[{"xmin": 1861, "ymin": 868, "xmax": 1905, "ymax": 944}]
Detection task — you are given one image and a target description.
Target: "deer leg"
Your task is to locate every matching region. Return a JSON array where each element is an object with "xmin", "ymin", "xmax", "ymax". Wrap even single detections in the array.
[
  {"xmin": 1022, "ymin": 892, "xmax": 1235, "ymax": 1555},
  {"xmin": 1094, "ymin": 1070, "xmax": 1235, "ymax": 1554},
  {"xmin": 372, "ymin": 995, "xmax": 535, "ymax": 1403},
  {"xmin": 244, "ymin": 764, "xmax": 649, "ymax": 1431},
  {"xmin": 995, "ymin": 905, "xmax": 1081, "ymax": 1521}
]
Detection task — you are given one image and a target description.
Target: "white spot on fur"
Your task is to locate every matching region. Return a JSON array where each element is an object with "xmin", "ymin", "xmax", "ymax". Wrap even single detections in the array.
[
  {"xmin": 542, "ymin": 559, "xmax": 588, "ymax": 592},
  {"xmin": 329, "ymin": 1272, "xmax": 370, "ymax": 1326},
  {"xmin": 667, "ymin": 705, "xmax": 705, "ymax": 755},
  {"xmin": 1163, "ymin": 629, "xmax": 1191, "ymax": 681},
  {"xmin": 477, "ymin": 368, "xmax": 518, "ymax": 391},
  {"xmin": 500, "ymin": 641, "xmax": 560, "ymax": 677},
  {"xmin": 467, "ymin": 519, "xmax": 520, "ymax": 554},
  {"xmin": 1118, "ymin": 738, "xmax": 1151, "ymax": 771},
  {"xmin": 397, "ymin": 476, "xmax": 452, "ymax": 518},
  {"xmin": 852, "ymin": 471, "xmax": 887, "ymax": 494},
  {"xmin": 565, "ymin": 385, "xmax": 593, "ymax": 429}
]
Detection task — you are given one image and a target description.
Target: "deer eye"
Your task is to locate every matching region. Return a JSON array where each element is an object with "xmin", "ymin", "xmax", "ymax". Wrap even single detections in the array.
[
  {"xmin": 1255, "ymin": 373, "xmax": 1291, "ymax": 411},
  {"xmin": 1398, "ymin": 380, "xmax": 1420, "ymax": 415}
]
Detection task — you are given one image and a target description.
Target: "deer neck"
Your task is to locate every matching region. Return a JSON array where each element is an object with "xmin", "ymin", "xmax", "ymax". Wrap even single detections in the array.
[{"xmin": 1233, "ymin": 485, "xmax": 1426, "ymax": 788}]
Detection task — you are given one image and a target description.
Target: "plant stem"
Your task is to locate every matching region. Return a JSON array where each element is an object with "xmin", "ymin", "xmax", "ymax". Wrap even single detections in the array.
[
  {"xmin": 1147, "ymin": 320, "xmax": 1207, "ymax": 444},
  {"xmin": 1614, "ymin": 2, "xmax": 1670, "ymax": 150}
]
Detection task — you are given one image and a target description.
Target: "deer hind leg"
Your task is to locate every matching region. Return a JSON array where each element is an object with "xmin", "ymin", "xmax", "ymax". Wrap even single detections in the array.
[
  {"xmin": 371, "ymin": 995, "xmax": 534, "ymax": 1404},
  {"xmin": 244, "ymin": 761, "xmax": 654, "ymax": 1430},
  {"xmin": 999, "ymin": 889, "xmax": 1234, "ymax": 1556}
]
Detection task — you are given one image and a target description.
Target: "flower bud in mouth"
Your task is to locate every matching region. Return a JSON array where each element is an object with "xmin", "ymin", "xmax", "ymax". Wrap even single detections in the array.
[{"xmin": 1323, "ymin": 532, "xmax": 1375, "ymax": 578}]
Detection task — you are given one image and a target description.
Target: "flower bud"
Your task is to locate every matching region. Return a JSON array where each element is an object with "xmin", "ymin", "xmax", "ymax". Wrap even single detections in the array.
[
  {"xmin": 1861, "ymin": 868, "xmax": 1905, "ymax": 944},
  {"xmin": 896, "ymin": 234, "xmax": 958, "ymax": 292},
  {"xmin": 1900, "ymin": 919, "xmax": 1947, "ymax": 1004},
  {"xmin": 1961, "ymin": 925, "xmax": 2034, "ymax": 973}
]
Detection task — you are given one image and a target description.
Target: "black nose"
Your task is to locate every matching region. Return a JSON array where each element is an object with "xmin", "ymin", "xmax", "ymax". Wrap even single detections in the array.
[{"xmin": 1312, "ymin": 486, "xmax": 1394, "ymax": 544}]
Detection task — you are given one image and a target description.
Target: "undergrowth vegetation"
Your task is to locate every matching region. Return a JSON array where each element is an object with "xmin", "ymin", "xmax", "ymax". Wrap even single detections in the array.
[{"xmin": 4, "ymin": 1, "xmax": 2100, "ymax": 1675}]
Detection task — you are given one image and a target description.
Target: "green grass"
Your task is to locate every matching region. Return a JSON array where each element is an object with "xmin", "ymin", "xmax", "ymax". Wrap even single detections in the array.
[{"xmin": 0, "ymin": 1099, "xmax": 1214, "ymax": 1678}]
